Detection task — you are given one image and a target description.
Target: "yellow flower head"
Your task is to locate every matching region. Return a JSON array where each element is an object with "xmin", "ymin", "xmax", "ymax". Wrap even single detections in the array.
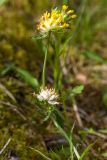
[
  {"xmin": 36, "ymin": 5, "xmax": 77, "ymax": 38},
  {"xmin": 62, "ymin": 5, "xmax": 68, "ymax": 10}
]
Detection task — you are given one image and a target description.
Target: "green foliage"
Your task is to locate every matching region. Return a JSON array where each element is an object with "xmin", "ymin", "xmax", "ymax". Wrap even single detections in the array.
[
  {"xmin": 49, "ymin": 148, "xmax": 70, "ymax": 160},
  {"xmin": 102, "ymin": 86, "xmax": 107, "ymax": 107},
  {"xmin": 53, "ymin": 120, "xmax": 80, "ymax": 160},
  {"xmin": 83, "ymin": 51, "xmax": 107, "ymax": 64},
  {"xmin": 103, "ymin": 92, "xmax": 107, "ymax": 107},
  {"xmin": 63, "ymin": 0, "xmax": 69, "ymax": 5},
  {"xmin": 1, "ymin": 64, "xmax": 15, "ymax": 76},
  {"xmin": 0, "ymin": 0, "xmax": 107, "ymax": 159},
  {"xmin": 79, "ymin": 143, "xmax": 95, "ymax": 160},
  {"xmin": 15, "ymin": 67, "xmax": 39, "ymax": 89},
  {"xmin": 74, "ymin": 0, "xmax": 107, "ymax": 46},
  {"xmin": 71, "ymin": 85, "xmax": 84, "ymax": 95},
  {"xmin": 99, "ymin": 129, "xmax": 107, "ymax": 134},
  {"xmin": 102, "ymin": 152, "xmax": 107, "ymax": 157},
  {"xmin": 30, "ymin": 148, "xmax": 52, "ymax": 160},
  {"xmin": 0, "ymin": 0, "xmax": 8, "ymax": 6}
]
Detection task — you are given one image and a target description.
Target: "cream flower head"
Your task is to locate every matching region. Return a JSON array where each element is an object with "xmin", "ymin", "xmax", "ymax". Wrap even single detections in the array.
[
  {"xmin": 36, "ymin": 5, "xmax": 77, "ymax": 38},
  {"xmin": 36, "ymin": 87, "xmax": 59, "ymax": 105}
]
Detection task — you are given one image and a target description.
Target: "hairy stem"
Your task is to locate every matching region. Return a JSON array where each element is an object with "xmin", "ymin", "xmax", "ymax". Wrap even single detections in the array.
[
  {"xmin": 42, "ymin": 33, "xmax": 50, "ymax": 88},
  {"xmin": 42, "ymin": 45, "xmax": 48, "ymax": 88}
]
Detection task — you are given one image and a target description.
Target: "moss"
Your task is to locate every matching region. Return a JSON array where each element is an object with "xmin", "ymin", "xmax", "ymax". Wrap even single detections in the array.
[
  {"xmin": 0, "ymin": 0, "xmax": 107, "ymax": 159},
  {"xmin": 0, "ymin": 1, "xmax": 48, "ymax": 159}
]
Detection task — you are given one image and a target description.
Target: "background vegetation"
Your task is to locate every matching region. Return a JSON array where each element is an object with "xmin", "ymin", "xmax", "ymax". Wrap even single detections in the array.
[{"xmin": 0, "ymin": 0, "xmax": 107, "ymax": 159}]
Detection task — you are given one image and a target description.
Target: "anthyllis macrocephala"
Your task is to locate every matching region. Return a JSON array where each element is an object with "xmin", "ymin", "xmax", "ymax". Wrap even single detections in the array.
[
  {"xmin": 35, "ymin": 87, "xmax": 59, "ymax": 105},
  {"xmin": 36, "ymin": 5, "xmax": 77, "ymax": 38}
]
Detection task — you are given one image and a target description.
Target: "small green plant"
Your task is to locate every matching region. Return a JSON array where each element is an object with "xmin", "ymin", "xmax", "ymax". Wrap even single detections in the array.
[
  {"xmin": 31, "ymin": 4, "xmax": 93, "ymax": 160},
  {"xmin": 34, "ymin": 5, "xmax": 77, "ymax": 89},
  {"xmin": 1, "ymin": 0, "xmax": 107, "ymax": 159}
]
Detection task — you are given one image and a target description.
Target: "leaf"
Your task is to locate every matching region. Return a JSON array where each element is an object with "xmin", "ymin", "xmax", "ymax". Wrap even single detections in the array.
[
  {"xmin": 53, "ymin": 120, "xmax": 80, "ymax": 159},
  {"xmin": 54, "ymin": 108, "xmax": 64, "ymax": 128},
  {"xmin": 103, "ymin": 92, "xmax": 107, "ymax": 107},
  {"xmin": 49, "ymin": 150, "xmax": 61, "ymax": 160},
  {"xmin": 99, "ymin": 129, "xmax": 107, "ymax": 134},
  {"xmin": 30, "ymin": 147, "xmax": 52, "ymax": 160},
  {"xmin": 53, "ymin": 119, "xmax": 70, "ymax": 142},
  {"xmin": 0, "ymin": 83, "xmax": 16, "ymax": 102},
  {"xmin": 102, "ymin": 86, "xmax": 107, "ymax": 107},
  {"xmin": 102, "ymin": 152, "xmax": 107, "ymax": 157},
  {"xmin": 1, "ymin": 63, "xmax": 15, "ymax": 76},
  {"xmin": 83, "ymin": 51, "xmax": 107, "ymax": 64},
  {"xmin": 0, "ymin": 0, "xmax": 8, "ymax": 6},
  {"xmin": 43, "ymin": 111, "xmax": 52, "ymax": 122},
  {"xmin": 71, "ymin": 85, "xmax": 84, "ymax": 95},
  {"xmin": 15, "ymin": 67, "xmax": 39, "ymax": 89},
  {"xmin": 79, "ymin": 143, "xmax": 95, "ymax": 160},
  {"xmin": 63, "ymin": 0, "xmax": 69, "ymax": 5}
]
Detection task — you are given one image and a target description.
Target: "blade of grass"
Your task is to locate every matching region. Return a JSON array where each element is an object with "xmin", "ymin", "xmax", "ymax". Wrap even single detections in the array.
[
  {"xmin": 30, "ymin": 147, "xmax": 52, "ymax": 160},
  {"xmin": 53, "ymin": 119, "xmax": 80, "ymax": 160},
  {"xmin": 53, "ymin": 119, "xmax": 69, "ymax": 142},
  {"xmin": 79, "ymin": 143, "xmax": 95, "ymax": 160},
  {"xmin": 15, "ymin": 67, "xmax": 39, "ymax": 89},
  {"xmin": 83, "ymin": 51, "xmax": 107, "ymax": 64}
]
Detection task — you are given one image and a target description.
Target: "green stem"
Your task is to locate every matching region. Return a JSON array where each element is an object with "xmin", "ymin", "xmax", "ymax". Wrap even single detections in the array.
[
  {"xmin": 54, "ymin": 55, "xmax": 59, "ymax": 89},
  {"xmin": 63, "ymin": 0, "xmax": 69, "ymax": 5},
  {"xmin": 52, "ymin": 117, "xmax": 74, "ymax": 159},
  {"xmin": 42, "ymin": 34, "xmax": 50, "ymax": 88},
  {"xmin": 54, "ymin": 41, "xmax": 62, "ymax": 90},
  {"xmin": 42, "ymin": 45, "xmax": 48, "ymax": 88}
]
